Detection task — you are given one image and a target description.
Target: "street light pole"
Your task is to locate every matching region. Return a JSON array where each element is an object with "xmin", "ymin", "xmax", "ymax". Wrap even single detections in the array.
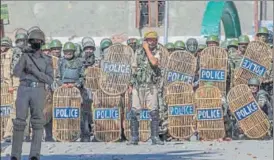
[{"xmin": 163, "ymin": 0, "xmax": 169, "ymax": 45}]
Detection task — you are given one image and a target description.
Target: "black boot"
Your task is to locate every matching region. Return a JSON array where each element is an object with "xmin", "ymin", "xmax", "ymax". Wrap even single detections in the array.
[
  {"xmin": 11, "ymin": 119, "xmax": 27, "ymax": 160},
  {"xmin": 127, "ymin": 111, "xmax": 139, "ymax": 145},
  {"xmin": 150, "ymin": 111, "xmax": 164, "ymax": 145},
  {"xmin": 44, "ymin": 120, "xmax": 55, "ymax": 142},
  {"xmin": 80, "ymin": 112, "xmax": 91, "ymax": 142},
  {"xmin": 29, "ymin": 156, "xmax": 38, "ymax": 160},
  {"xmin": 10, "ymin": 156, "xmax": 17, "ymax": 160}
]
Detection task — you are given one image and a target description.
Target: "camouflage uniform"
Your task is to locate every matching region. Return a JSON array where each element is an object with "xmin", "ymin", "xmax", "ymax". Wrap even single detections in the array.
[
  {"xmin": 128, "ymin": 31, "xmax": 164, "ymax": 145},
  {"xmin": 99, "ymin": 38, "xmax": 112, "ymax": 67},
  {"xmin": 82, "ymin": 37, "xmax": 96, "ymax": 68},
  {"xmin": 186, "ymin": 38, "xmax": 198, "ymax": 54},
  {"xmin": 174, "ymin": 40, "xmax": 186, "ymax": 51},
  {"xmin": 127, "ymin": 38, "xmax": 138, "ymax": 53},
  {"xmin": 193, "ymin": 44, "xmax": 206, "ymax": 90},
  {"xmin": 164, "ymin": 42, "xmax": 174, "ymax": 54},
  {"xmin": 136, "ymin": 38, "xmax": 143, "ymax": 50},
  {"xmin": 55, "ymin": 42, "xmax": 91, "ymax": 142},
  {"xmin": 227, "ymin": 40, "xmax": 241, "ymax": 88},
  {"xmin": 11, "ymin": 28, "xmax": 54, "ymax": 160}
]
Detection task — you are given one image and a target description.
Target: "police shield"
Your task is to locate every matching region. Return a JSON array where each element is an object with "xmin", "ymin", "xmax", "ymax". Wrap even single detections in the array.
[
  {"xmin": 165, "ymin": 82, "xmax": 195, "ymax": 139},
  {"xmin": 0, "ymin": 83, "xmax": 14, "ymax": 141},
  {"xmin": 85, "ymin": 66, "xmax": 101, "ymax": 92},
  {"xmin": 93, "ymin": 90, "xmax": 121, "ymax": 142},
  {"xmin": 100, "ymin": 44, "xmax": 133, "ymax": 96},
  {"xmin": 124, "ymin": 91, "xmax": 151, "ymax": 142},
  {"xmin": 199, "ymin": 46, "xmax": 228, "ymax": 96},
  {"xmin": 158, "ymin": 43, "xmax": 170, "ymax": 69},
  {"xmin": 195, "ymin": 85, "xmax": 225, "ymax": 140},
  {"xmin": 227, "ymin": 84, "xmax": 270, "ymax": 139},
  {"xmin": 164, "ymin": 51, "xmax": 196, "ymax": 86},
  {"xmin": 233, "ymin": 41, "xmax": 272, "ymax": 86},
  {"xmin": 52, "ymin": 87, "xmax": 81, "ymax": 142}
]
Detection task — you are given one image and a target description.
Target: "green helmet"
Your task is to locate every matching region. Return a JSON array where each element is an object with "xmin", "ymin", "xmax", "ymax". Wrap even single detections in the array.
[
  {"xmin": 197, "ymin": 44, "xmax": 206, "ymax": 51},
  {"xmin": 227, "ymin": 40, "xmax": 239, "ymax": 48},
  {"xmin": 174, "ymin": 40, "xmax": 185, "ymax": 49},
  {"xmin": 50, "ymin": 39, "xmax": 62, "ymax": 49},
  {"xmin": 256, "ymin": 27, "xmax": 269, "ymax": 36},
  {"xmin": 220, "ymin": 41, "xmax": 228, "ymax": 49},
  {"xmin": 248, "ymin": 78, "xmax": 260, "ymax": 86},
  {"xmin": 206, "ymin": 35, "xmax": 219, "ymax": 44},
  {"xmin": 15, "ymin": 33, "xmax": 28, "ymax": 42},
  {"xmin": 165, "ymin": 42, "xmax": 175, "ymax": 50},
  {"xmin": 1, "ymin": 36, "xmax": 12, "ymax": 47},
  {"xmin": 100, "ymin": 38, "xmax": 112, "ymax": 50},
  {"xmin": 63, "ymin": 42, "xmax": 76, "ymax": 51},
  {"xmin": 74, "ymin": 43, "xmax": 83, "ymax": 57},
  {"xmin": 238, "ymin": 35, "xmax": 250, "ymax": 44},
  {"xmin": 41, "ymin": 43, "xmax": 50, "ymax": 51}
]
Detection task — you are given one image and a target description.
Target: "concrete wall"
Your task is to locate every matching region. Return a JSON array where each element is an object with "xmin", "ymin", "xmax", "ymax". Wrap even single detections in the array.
[{"xmin": 2, "ymin": 1, "xmax": 273, "ymax": 42}]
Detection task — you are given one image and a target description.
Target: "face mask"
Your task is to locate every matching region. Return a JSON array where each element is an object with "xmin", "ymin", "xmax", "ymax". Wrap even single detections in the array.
[{"xmin": 31, "ymin": 42, "xmax": 42, "ymax": 50}]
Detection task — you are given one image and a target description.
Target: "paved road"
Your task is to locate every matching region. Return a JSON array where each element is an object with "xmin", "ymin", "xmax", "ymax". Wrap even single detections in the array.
[{"xmin": 1, "ymin": 140, "xmax": 272, "ymax": 160}]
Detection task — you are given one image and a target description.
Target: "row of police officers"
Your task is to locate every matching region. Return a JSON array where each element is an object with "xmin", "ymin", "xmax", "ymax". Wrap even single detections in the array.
[{"xmin": 0, "ymin": 26, "xmax": 273, "ymax": 160}]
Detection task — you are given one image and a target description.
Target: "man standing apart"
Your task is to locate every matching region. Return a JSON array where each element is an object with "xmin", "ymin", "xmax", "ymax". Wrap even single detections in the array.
[
  {"xmin": 10, "ymin": 28, "xmax": 54, "ymax": 160},
  {"xmin": 128, "ymin": 31, "xmax": 164, "ymax": 145}
]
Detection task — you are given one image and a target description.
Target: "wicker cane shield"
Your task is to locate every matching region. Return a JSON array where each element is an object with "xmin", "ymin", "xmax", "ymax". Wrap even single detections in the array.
[
  {"xmin": 0, "ymin": 83, "xmax": 13, "ymax": 141},
  {"xmin": 52, "ymin": 87, "xmax": 81, "ymax": 142},
  {"xmin": 233, "ymin": 41, "xmax": 271, "ymax": 86},
  {"xmin": 199, "ymin": 46, "xmax": 228, "ymax": 96},
  {"xmin": 195, "ymin": 85, "xmax": 225, "ymax": 140},
  {"xmin": 124, "ymin": 91, "xmax": 151, "ymax": 142},
  {"xmin": 165, "ymin": 82, "xmax": 195, "ymax": 139},
  {"xmin": 164, "ymin": 51, "xmax": 196, "ymax": 85},
  {"xmin": 93, "ymin": 90, "xmax": 121, "ymax": 142},
  {"xmin": 227, "ymin": 84, "xmax": 270, "ymax": 139},
  {"xmin": 158, "ymin": 43, "xmax": 170, "ymax": 69},
  {"xmin": 85, "ymin": 66, "xmax": 101, "ymax": 91},
  {"xmin": 99, "ymin": 44, "xmax": 133, "ymax": 96}
]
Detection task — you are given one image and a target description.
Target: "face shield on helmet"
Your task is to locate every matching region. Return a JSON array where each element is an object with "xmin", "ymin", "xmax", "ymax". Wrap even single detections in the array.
[
  {"xmin": 186, "ymin": 38, "xmax": 198, "ymax": 53},
  {"xmin": 28, "ymin": 28, "xmax": 45, "ymax": 50}
]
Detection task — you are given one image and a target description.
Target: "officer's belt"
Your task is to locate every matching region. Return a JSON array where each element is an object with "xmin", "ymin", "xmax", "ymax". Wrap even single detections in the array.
[{"xmin": 20, "ymin": 81, "xmax": 45, "ymax": 88}]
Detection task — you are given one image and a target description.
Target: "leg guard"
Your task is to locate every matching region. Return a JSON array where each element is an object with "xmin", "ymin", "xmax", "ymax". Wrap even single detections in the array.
[
  {"xmin": 150, "ymin": 110, "xmax": 164, "ymax": 145},
  {"xmin": 29, "ymin": 119, "xmax": 45, "ymax": 160},
  {"xmin": 11, "ymin": 119, "xmax": 27, "ymax": 160},
  {"xmin": 127, "ymin": 110, "xmax": 139, "ymax": 145},
  {"xmin": 80, "ymin": 110, "xmax": 91, "ymax": 142}
]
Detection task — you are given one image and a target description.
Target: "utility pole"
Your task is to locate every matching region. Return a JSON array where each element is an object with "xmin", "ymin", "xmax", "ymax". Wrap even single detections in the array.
[{"xmin": 163, "ymin": 1, "xmax": 169, "ymax": 45}]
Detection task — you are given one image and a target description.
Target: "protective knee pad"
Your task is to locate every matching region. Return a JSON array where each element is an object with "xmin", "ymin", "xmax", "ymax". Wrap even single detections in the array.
[
  {"xmin": 12, "ymin": 119, "xmax": 27, "ymax": 131},
  {"xmin": 31, "ymin": 119, "xmax": 45, "ymax": 130}
]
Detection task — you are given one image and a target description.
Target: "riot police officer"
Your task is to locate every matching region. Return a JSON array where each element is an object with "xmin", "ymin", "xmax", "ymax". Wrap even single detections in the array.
[
  {"xmin": 186, "ymin": 38, "xmax": 198, "ymax": 54},
  {"xmin": 174, "ymin": 40, "xmax": 186, "ymax": 51},
  {"xmin": 127, "ymin": 38, "xmax": 138, "ymax": 52},
  {"xmin": 164, "ymin": 42, "xmax": 175, "ymax": 54},
  {"xmin": 41, "ymin": 43, "xmax": 51, "ymax": 55},
  {"xmin": 82, "ymin": 37, "xmax": 96, "ymax": 68},
  {"xmin": 206, "ymin": 35, "xmax": 219, "ymax": 47},
  {"xmin": 50, "ymin": 39, "xmax": 62, "ymax": 58},
  {"xmin": 55, "ymin": 42, "xmax": 91, "ymax": 142},
  {"xmin": 128, "ymin": 31, "xmax": 164, "ymax": 145},
  {"xmin": 238, "ymin": 35, "xmax": 250, "ymax": 55},
  {"xmin": 11, "ymin": 28, "xmax": 54, "ymax": 160},
  {"xmin": 257, "ymin": 27, "xmax": 269, "ymax": 43}
]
